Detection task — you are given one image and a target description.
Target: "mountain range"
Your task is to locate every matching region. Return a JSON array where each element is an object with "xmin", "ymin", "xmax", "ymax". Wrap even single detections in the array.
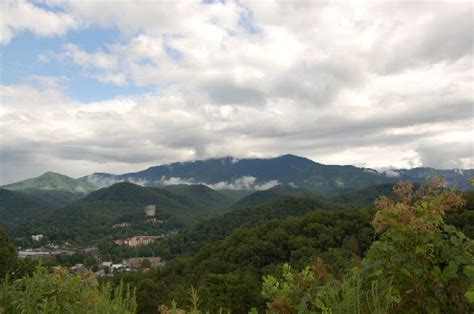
[{"xmin": 3, "ymin": 155, "xmax": 473, "ymax": 195}]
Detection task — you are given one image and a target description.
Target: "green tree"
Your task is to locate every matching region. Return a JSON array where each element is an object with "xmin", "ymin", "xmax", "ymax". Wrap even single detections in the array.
[
  {"xmin": 261, "ymin": 179, "xmax": 474, "ymax": 313},
  {"xmin": 0, "ymin": 226, "xmax": 17, "ymax": 280},
  {"xmin": 363, "ymin": 178, "xmax": 474, "ymax": 313},
  {"xmin": 141, "ymin": 258, "xmax": 152, "ymax": 269}
]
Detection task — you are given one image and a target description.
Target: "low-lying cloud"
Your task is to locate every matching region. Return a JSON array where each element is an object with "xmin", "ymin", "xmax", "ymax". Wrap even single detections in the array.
[
  {"xmin": 159, "ymin": 176, "xmax": 279, "ymax": 191},
  {"xmin": 86, "ymin": 174, "xmax": 280, "ymax": 191}
]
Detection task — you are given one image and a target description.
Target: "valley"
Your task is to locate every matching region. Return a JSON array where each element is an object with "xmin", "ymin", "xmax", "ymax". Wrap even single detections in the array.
[{"xmin": 1, "ymin": 155, "xmax": 473, "ymax": 313}]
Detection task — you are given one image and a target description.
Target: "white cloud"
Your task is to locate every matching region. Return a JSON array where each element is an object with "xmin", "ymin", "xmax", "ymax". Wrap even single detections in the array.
[
  {"xmin": 85, "ymin": 174, "xmax": 119, "ymax": 189},
  {"xmin": 61, "ymin": 43, "xmax": 118, "ymax": 70},
  {"xmin": 207, "ymin": 176, "xmax": 280, "ymax": 191},
  {"xmin": 85, "ymin": 174, "xmax": 151, "ymax": 189},
  {"xmin": 1, "ymin": 1, "xmax": 473, "ymax": 184},
  {"xmin": 157, "ymin": 176, "xmax": 279, "ymax": 191},
  {"xmin": 378, "ymin": 169, "xmax": 401, "ymax": 178},
  {"xmin": 0, "ymin": 0, "xmax": 79, "ymax": 44},
  {"xmin": 158, "ymin": 177, "xmax": 196, "ymax": 186}
]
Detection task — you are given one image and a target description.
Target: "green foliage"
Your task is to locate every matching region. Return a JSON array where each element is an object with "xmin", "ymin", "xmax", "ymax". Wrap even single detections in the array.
[
  {"xmin": 49, "ymin": 252, "xmax": 97, "ymax": 268},
  {"xmin": 83, "ymin": 182, "xmax": 234, "ymax": 219},
  {"xmin": 334, "ymin": 183, "xmax": 396, "ymax": 206},
  {"xmin": 232, "ymin": 185, "xmax": 318, "ymax": 209},
  {"xmin": 0, "ymin": 189, "xmax": 56, "ymax": 232},
  {"xmin": 261, "ymin": 180, "xmax": 474, "ymax": 314},
  {"xmin": 0, "ymin": 227, "xmax": 17, "ymax": 280},
  {"xmin": 14, "ymin": 182, "xmax": 239, "ymax": 245},
  {"xmin": 146, "ymin": 196, "xmax": 336, "ymax": 260},
  {"xmin": 446, "ymin": 191, "xmax": 474, "ymax": 239},
  {"xmin": 0, "ymin": 266, "xmax": 136, "ymax": 314},
  {"xmin": 4, "ymin": 177, "xmax": 474, "ymax": 313},
  {"xmin": 140, "ymin": 258, "xmax": 151, "ymax": 269},
  {"xmin": 0, "ymin": 227, "xmax": 38, "ymax": 281},
  {"xmin": 116, "ymin": 207, "xmax": 374, "ymax": 313},
  {"xmin": 262, "ymin": 263, "xmax": 395, "ymax": 314},
  {"xmin": 363, "ymin": 180, "xmax": 474, "ymax": 313}
]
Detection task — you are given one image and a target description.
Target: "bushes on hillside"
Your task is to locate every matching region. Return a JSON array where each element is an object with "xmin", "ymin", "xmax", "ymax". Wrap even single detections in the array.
[
  {"xmin": 262, "ymin": 179, "xmax": 474, "ymax": 313},
  {"xmin": 0, "ymin": 266, "xmax": 136, "ymax": 314}
]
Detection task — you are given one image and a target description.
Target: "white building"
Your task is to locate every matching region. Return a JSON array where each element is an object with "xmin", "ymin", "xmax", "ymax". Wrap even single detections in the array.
[
  {"xmin": 31, "ymin": 234, "xmax": 44, "ymax": 241},
  {"xmin": 144, "ymin": 205, "xmax": 156, "ymax": 217}
]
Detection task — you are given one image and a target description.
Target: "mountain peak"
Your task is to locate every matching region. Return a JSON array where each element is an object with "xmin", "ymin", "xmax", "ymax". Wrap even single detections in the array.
[
  {"xmin": 41, "ymin": 171, "xmax": 71, "ymax": 178},
  {"xmin": 3, "ymin": 171, "xmax": 94, "ymax": 194},
  {"xmin": 276, "ymin": 154, "xmax": 318, "ymax": 163}
]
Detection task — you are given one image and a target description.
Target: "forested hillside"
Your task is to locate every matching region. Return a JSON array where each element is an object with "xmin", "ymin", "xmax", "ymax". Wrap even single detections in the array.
[
  {"xmin": 1, "ymin": 181, "xmax": 473, "ymax": 313},
  {"xmin": 10, "ymin": 182, "xmax": 237, "ymax": 244},
  {"xmin": 116, "ymin": 208, "xmax": 376, "ymax": 312},
  {"xmin": 100, "ymin": 196, "xmax": 336, "ymax": 260},
  {"xmin": 112, "ymin": 181, "xmax": 474, "ymax": 313},
  {"xmin": 0, "ymin": 189, "xmax": 54, "ymax": 232}
]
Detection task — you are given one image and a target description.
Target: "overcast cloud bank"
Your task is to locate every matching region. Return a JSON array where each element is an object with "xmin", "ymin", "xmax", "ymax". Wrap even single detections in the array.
[{"xmin": 0, "ymin": 1, "xmax": 472, "ymax": 184}]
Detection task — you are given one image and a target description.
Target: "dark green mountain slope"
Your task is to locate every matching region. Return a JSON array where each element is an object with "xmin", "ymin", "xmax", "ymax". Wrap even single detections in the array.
[
  {"xmin": 14, "ymin": 182, "xmax": 237, "ymax": 243},
  {"xmin": 161, "ymin": 184, "xmax": 235, "ymax": 210},
  {"xmin": 83, "ymin": 182, "xmax": 235, "ymax": 218},
  {"xmin": 232, "ymin": 185, "xmax": 317, "ymax": 209},
  {"xmin": 118, "ymin": 189, "xmax": 474, "ymax": 313},
  {"xmin": 334, "ymin": 183, "xmax": 396, "ymax": 206},
  {"xmin": 0, "ymin": 189, "xmax": 53, "ymax": 231},
  {"xmin": 119, "ymin": 207, "xmax": 375, "ymax": 313},
  {"xmin": 115, "ymin": 195, "xmax": 341, "ymax": 260}
]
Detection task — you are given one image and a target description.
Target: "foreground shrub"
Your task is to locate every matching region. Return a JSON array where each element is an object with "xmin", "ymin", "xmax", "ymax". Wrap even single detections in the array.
[
  {"xmin": 364, "ymin": 178, "xmax": 474, "ymax": 313},
  {"xmin": 262, "ymin": 178, "xmax": 474, "ymax": 313},
  {"xmin": 0, "ymin": 266, "xmax": 136, "ymax": 314},
  {"xmin": 262, "ymin": 260, "xmax": 395, "ymax": 314}
]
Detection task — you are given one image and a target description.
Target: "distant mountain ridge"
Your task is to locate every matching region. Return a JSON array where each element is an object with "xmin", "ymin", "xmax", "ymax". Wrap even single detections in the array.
[{"xmin": 3, "ymin": 155, "xmax": 473, "ymax": 194}]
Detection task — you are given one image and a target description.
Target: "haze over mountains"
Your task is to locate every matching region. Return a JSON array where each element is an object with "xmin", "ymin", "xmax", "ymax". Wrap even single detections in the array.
[{"xmin": 3, "ymin": 155, "xmax": 473, "ymax": 195}]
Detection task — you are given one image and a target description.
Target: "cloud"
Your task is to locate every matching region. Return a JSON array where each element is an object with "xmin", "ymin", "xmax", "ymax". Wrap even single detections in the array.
[
  {"xmin": 416, "ymin": 141, "xmax": 474, "ymax": 170},
  {"xmin": 158, "ymin": 176, "xmax": 280, "ymax": 191},
  {"xmin": 0, "ymin": 0, "xmax": 79, "ymax": 44},
  {"xmin": 378, "ymin": 169, "xmax": 401, "ymax": 178},
  {"xmin": 84, "ymin": 174, "xmax": 279, "ymax": 191},
  {"xmin": 207, "ymin": 176, "xmax": 280, "ymax": 191},
  {"xmin": 61, "ymin": 43, "xmax": 118, "ymax": 70},
  {"xmin": 85, "ymin": 174, "xmax": 151, "ymax": 189},
  {"xmin": 1, "ymin": 1, "xmax": 473, "ymax": 184},
  {"xmin": 158, "ymin": 177, "xmax": 196, "ymax": 186}
]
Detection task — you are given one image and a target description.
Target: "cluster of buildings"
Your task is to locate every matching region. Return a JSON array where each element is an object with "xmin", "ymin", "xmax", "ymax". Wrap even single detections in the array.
[
  {"xmin": 98, "ymin": 257, "xmax": 162, "ymax": 275},
  {"xmin": 146, "ymin": 217, "xmax": 165, "ymax": 225},
  {"xmin": 112, "ymin": 222, "xmax": 131, "ymax": 228},
  {"xmin": 67, "ymin": 257, "xmax": 162, "ymax": 276},
  {"xmin": 112, "ymin": 205, "xmax": 172, "ymax": 247},
  {"xmin": 114, "ymin": 235, "xmax": 164, "ymax": 247},
  {"xmin": 18, "ymin": 245, "xmax": 98, "ymax": 260}
]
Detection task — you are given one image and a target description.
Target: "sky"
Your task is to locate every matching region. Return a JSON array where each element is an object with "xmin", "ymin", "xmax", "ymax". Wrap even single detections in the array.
[{"xmin": 0, "ymin": 0, "xmax": 473, "ymax": 185}]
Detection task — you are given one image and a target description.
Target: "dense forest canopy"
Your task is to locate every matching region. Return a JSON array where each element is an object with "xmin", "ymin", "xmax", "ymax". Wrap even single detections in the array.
[{"xmin": 1, "ymin": 178, "xmax": 473, "ymax": 313}]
